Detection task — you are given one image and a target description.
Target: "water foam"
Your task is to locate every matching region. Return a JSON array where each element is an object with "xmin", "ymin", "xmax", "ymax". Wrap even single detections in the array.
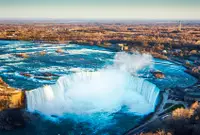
[{"xmin": 67, "ymin": 48, "xmax": 113, "ymax": 55}]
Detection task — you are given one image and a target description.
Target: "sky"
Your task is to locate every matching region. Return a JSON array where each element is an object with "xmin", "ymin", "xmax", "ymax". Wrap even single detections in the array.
[{"xmin": 0, "ymin": 0, "xmax": 200, "ymax": 20}]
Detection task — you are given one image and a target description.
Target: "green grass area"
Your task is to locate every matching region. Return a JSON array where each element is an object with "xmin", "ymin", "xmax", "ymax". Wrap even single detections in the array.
[
  {"xmin": 159, "ymin": 104, "xmax": 185, "ymax": 116},
  {"xmin": 167, "ymin": 104, "xmax": 185, "ymax": 112},
  {"xmin": 163, "ymin": 103, "xmax": 174, "ymax": 109}
]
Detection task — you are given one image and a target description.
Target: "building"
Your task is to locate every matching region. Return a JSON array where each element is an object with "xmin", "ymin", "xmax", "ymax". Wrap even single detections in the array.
[
  {"xmin": 117, "ymin": 43, "xmax": 129, "ymax": 51},
  {"xmin": 178, "ymin": 21, "xmax": 182, "ymax": 31}
]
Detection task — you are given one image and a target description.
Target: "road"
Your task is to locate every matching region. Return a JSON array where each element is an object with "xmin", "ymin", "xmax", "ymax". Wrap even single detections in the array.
[{"xmin": 123, "ymin": 113, "xmax": 171, "ymax": 135}]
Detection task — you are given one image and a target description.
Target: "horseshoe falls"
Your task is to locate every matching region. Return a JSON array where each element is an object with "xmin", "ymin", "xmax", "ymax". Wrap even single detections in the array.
[{"xmin": 25, "ymin": 52, "xmax": 160, "ymax": 116}]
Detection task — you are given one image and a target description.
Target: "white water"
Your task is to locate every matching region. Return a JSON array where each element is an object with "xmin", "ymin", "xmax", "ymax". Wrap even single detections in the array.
[
  {"xmin": 67, "ymin": 48, "xmax": 113, "ymax": 55},
  {"xmin": 26, "ymin": 52, "xmax": 159, "ymax": 116}
]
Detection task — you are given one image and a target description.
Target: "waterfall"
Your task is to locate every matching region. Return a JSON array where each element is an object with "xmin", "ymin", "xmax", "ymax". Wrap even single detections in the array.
[
  {"xmin": 26, "ymin": 70, "xmax": 159, "ymax": 116},
  {"xmin": 26, "ymin": 52, "xmax": 159, "ymax": 116}
]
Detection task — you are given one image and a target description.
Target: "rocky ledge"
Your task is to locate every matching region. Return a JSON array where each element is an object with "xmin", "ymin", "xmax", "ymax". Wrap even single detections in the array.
[
  {"xmin": 0, "ymin": 77, "xmax": 25, "ymax": 131},
  {"xmin": 151, "ymin": 70, "xmax": 165, "ymax": 79},
  {"xmin": 0, "ymin": 77, "xmax": 25, "ymax": 111}
]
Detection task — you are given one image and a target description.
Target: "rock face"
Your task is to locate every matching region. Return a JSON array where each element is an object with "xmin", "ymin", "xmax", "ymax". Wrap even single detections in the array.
[
  {"xmin": 151, "ymin": 71, "xmax": 165, "ymax": 79},
  {"xmin": 151, "ymin": 52, "xmax": 168, "ymax": 60},
  {"xmin": 0, "ymin": 109, "xmax": 25, "ymax": 131},
  {"xmin": 41, "ymin": 72, "xmax": 59, "ymax": 77},
  {"xmin": 39, "ymin": 51, "xmax": 46, "ymax": 56},
  {"xmin": 15, "ymin": 53, "xmax": 29, "ymax": 58},
  {"xmin": 186, "ymin": 67, "xmax": 200, "ymax": 79},
  {"xmin": 0, "ymin": 78, "xmax": 26, "ymax": 131},
  {"xmin": 34, "ymin": 76, "xmax": 52, "ymax": 80},
  {"xmin": 20, "ymin": 72, "xmax": 32, "ymax": 78},
  {"xmin": 0, "ymin": 77, "xmax": 25, "ymax": 111},
  {"xmin": 19, "ymin": 72, "xmax": 59, "ymax": 80},
  {"xmin": 56, "ymin": 48, "xmax": 64, "ymax": 53}
]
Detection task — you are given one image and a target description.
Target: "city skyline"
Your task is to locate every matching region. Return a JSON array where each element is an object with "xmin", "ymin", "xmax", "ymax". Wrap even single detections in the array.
[{"xmin": 0, "ymin": 0, "xmax": 200, "ymax": 20}]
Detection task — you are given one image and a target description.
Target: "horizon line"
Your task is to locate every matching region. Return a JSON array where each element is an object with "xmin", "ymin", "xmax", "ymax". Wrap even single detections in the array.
[{"xmin": 0, "ymin": 18, "xmax": 200, "ymax": 21}]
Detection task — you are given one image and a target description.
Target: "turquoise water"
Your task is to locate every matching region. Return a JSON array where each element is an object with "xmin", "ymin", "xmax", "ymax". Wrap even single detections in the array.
[{"xmin": 0, "ymin": 40, "xmax": 197, "ymax": 135}]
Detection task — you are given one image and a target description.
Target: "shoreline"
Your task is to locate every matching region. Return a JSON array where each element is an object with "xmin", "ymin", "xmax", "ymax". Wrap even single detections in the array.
[{"xmin": 123, "ymin": 91, "xmax": 164, "ymax": 135}]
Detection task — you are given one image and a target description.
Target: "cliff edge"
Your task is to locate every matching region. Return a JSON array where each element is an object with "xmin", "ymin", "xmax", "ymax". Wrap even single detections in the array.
[{"xmin": 0, "ymin": 77, "xmax": 25, "ymax": 111}]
